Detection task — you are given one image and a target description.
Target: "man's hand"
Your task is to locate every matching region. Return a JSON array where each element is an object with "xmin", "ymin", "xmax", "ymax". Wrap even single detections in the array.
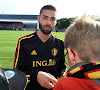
[{"xmin": 37, "ymin": 71, "xmax": 58, "ymax": 89}]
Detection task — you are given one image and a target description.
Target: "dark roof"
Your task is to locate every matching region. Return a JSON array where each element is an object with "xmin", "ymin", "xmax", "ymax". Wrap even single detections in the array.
[{"xmin": 0, "ymin": 14, "xmax": 38, "ymax": 21}]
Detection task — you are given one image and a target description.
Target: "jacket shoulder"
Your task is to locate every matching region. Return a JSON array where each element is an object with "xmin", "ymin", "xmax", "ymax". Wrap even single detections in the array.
[{"xmin": 55, "ymin": 77, "xmax": 100, "ymax": 90}]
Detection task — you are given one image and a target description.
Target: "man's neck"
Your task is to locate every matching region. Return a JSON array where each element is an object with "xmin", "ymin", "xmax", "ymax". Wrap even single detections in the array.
[{"xmin": 37, "ymin": 30, "xmax": 51, "ymax": 42}]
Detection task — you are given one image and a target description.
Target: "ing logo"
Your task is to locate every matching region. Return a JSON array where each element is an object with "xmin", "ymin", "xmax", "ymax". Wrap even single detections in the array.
[{"xmin": 32, "ymin": 59, "xmax": 56, "ymax": 67}]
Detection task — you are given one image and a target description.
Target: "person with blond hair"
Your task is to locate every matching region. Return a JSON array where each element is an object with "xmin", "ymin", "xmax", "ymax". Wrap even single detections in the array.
[{"xmin": 53, "ymin": 15, "xmax": 100, "ymax": 90}]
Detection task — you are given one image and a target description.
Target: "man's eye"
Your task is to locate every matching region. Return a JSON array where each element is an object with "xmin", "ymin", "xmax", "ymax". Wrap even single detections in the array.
[
  {"xmin": 51, "ymin": 18, "xmax": 55, "ymax": 21},
  {"xmin": 43, "ymin": 17, "xmax": 47, "ymax": 19}
]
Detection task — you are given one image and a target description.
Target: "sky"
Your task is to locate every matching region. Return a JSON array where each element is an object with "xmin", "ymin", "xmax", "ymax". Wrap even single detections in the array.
[{"xmin": 0, "ymin": 0, "xmax": 100, "ymax": 19}]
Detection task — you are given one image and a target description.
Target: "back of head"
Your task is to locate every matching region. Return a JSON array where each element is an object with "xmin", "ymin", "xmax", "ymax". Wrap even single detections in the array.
[
  {"xmin": 64, "ymin": 15, "xmax": 100, "ymax": 62},
  {"xmin": 39, "ymin": 5, "xmax": 56, "ymax": 16}
]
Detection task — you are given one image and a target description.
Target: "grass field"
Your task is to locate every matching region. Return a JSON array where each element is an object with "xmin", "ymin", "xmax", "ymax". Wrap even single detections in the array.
[{"xmin": 0, "ymin": 30, "xmax": 67, "ymax": 69}]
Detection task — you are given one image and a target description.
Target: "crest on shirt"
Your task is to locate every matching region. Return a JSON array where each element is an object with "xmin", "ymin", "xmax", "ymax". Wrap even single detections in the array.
[
  {"xmin": 51, "ymin": 48, "xmax": 58, "ymax": 56},
  {"xmin": 31, "ymin": 50, "xmax": 37, "ymax": 55}
]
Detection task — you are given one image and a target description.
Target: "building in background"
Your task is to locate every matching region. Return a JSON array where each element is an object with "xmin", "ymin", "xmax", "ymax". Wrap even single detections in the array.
[{"xmin": 0, "ymin": 14, "xmax": 38, "ymax": 31}]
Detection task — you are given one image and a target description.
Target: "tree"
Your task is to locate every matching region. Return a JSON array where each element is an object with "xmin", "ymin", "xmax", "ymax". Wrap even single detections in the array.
[{"xmin": 56, "ymin": 17, "xmax": 74, "ymax": 31}]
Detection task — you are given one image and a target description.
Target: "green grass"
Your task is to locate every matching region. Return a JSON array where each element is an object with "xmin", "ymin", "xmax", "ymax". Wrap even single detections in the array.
[{"xmin": 0, "ymin": 30, "xmax": 68, "ymax": 69}]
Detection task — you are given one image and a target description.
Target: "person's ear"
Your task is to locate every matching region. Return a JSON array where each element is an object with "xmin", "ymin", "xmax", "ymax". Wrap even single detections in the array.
[
  {"xmin": 67, "ymin": 48, "xmax": 76, "ymax": 63},
  {"xmin": 55, "ymin": 19, "xmax": 57, "ymax": 25},
  {"xmin": 37, "ymin": 16, "xmax": 40, "ymax": 23}
]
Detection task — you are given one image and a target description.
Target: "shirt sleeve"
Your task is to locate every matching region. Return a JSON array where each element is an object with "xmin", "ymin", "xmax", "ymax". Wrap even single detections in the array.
[
  {"xmin": 13, "ymin": 38, "xmax": 39, "ymax": 82},
  {"xmin": 13, "ymin": 38, "xmax": 25, "ymax": 69}
]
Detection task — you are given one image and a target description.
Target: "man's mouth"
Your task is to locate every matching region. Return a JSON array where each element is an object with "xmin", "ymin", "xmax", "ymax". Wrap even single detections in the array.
[{"xmin": 44, "ymin": 25, "xmax": 52, "ymax": 30}]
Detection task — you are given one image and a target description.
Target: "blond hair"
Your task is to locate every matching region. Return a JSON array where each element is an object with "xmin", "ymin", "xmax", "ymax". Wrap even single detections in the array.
[{"xmin": 64, "ymin": 15, "xmax": 100, "ymax": 62}]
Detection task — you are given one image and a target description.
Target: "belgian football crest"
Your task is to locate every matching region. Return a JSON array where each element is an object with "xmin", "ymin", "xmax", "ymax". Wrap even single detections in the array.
[
  {"xmin": 31, "ymin": 50, "xmax": 37, "ymax": 55},
  {"xmin": 51, "ymin": 48, "xmax": 58, "ymax": 56}
]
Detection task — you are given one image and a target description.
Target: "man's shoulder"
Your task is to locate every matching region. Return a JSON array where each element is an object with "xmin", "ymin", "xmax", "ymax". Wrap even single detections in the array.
[
  {"xmin": 52, "ymin": 34, "xmax": 63, "ymax": 43},
  {"xmin": 18, "ymin": 32, "xmax": 36, "ymax": 42}
]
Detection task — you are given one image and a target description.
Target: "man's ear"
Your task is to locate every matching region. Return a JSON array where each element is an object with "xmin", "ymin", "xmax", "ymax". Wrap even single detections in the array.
[
  {"xmin": 37, "ymin": 16, "xmax": 40, "ymax": 23},
  {"xmin": 67, "ymin": 48, "xmax": 75, "ymax": 62},
  {"xmin": 55, "ymin": 19, "xmax": 57, "ymax": 25}
]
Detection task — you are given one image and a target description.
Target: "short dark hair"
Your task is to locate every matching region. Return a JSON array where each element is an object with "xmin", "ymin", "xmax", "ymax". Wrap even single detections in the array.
[{"xmin": 40, "ymin": 5, "xmax": 56, "ymax": 16}]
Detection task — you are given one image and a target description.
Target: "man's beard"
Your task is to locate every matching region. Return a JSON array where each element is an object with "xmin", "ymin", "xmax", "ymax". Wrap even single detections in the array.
[{"xmin": 39, "ymin": 23, "xmax": 53, "ymax": 35}]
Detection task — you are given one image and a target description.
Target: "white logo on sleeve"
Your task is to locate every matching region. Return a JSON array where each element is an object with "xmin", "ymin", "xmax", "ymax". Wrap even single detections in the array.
[{"xmin": 5, "ymin": 70, "xmax": 15, "ymax": 79}]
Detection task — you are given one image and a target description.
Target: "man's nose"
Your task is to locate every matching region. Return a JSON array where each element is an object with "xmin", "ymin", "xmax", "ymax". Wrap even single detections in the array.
[{"xmin": 47, "ymin": 19, "xmax": 51, "ymax": 25}]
